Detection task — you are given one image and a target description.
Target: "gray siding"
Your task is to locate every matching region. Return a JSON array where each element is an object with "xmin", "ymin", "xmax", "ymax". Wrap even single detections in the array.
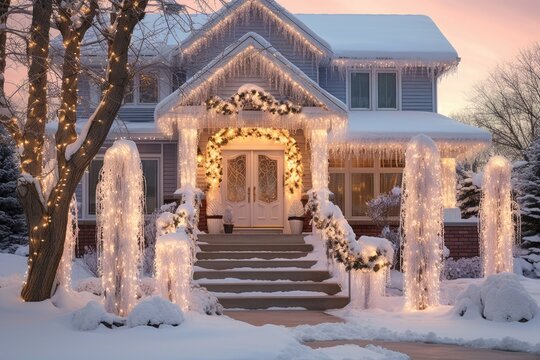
[
  {"xmin": 401, "ymin": 69, "xmax": 434, "ymax": 112},
  {"xmin": 186, "ymin": 12, "xmax": 318, "ymax": 82},
  {"xmin": 318, "ymin": 66, "xmax": 346, "ymax": 104},
  {"xmin": 118, "ymin": 107, "xmax": 155, "ymax": 122},
  {"xmin": 163, "ymin": 143, "xmax": 178, "ymax": 199}
]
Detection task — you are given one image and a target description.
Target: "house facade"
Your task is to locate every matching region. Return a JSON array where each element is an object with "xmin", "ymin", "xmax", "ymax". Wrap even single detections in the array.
[{"xmin": 75, "ymin": 0, "xmax": 490, "ymax": 249}]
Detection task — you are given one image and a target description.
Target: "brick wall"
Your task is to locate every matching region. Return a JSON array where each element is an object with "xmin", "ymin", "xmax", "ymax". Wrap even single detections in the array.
[{"xmin": 77, "ymin": 222, "xmax": 97, "ymax": 257}]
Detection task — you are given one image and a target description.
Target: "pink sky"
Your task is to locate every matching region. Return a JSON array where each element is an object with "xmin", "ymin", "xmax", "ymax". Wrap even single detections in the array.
[{"xmin": 278, "ymin": 0, "xmax": 540, "ymax": 115}]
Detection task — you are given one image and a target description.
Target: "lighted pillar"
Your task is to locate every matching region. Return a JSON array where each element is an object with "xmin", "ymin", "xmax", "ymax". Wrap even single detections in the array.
[
  {"xmin": 310, "ymin": 129, "xmax": 329, "ymax": 192},
  {"xmin": 178, "ymin": 126, "xmax": 198, "ymax": 188},
  {"xmin": 441, "ymin": 158, "xmax": 457, "ymax": 208}
]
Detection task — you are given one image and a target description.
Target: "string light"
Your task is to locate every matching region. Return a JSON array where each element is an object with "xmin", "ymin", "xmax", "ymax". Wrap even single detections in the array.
[
  {"xmin": 400, "ymin": 135, "xmax": 444, "ymax": 310},
  {"xmin": 441, "ymin": 158, "xmax": 457, "ymax": 208},
  {"xmin": 56, "ymin": 196, "xmax": 78, "ymax": 292}
]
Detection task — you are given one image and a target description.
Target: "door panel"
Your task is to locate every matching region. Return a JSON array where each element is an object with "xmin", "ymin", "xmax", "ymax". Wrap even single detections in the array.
[{"xmin": 222, "ymin": 151, "xmax": 251, "ymax": 227}]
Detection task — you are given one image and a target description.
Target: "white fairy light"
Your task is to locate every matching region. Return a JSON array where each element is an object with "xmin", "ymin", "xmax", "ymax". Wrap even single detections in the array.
[
  {"xmin": 441, "ymin": 158, "xmax": 457, "ymax": 208},
  {"xmin": 310, "ymin": 129, "xmax": 329, "ymax": 192},
  {"xmin": 479, "ymin": 156, "xmax": 514, "ymax": 276},
  {"xmin": 401, "ymin": 135, "xmax": 444, "ymax": 310},
  {"xmin": 178, "ymin": 127, "xmax": 198, "ymax": 188},
  {"xmin": 96, "ymin": 140, "xmax": 145, "ymax": 316},
  {"xmin": 56, "ymin": 195, "xmax": 78, "ymax": 291}
]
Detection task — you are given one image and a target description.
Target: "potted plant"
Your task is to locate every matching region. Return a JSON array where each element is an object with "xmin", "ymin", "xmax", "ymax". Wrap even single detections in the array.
[
  {"xmin": 288, "ymin": 200, "xmax": 305, "ymax": 234},
  {"xmin": 206, "ymin": 200, "xmax": 223, "ymax": 234},
  {"xmin": 223, "ymin": 205, "xmax": 234, "ymax": 234}
]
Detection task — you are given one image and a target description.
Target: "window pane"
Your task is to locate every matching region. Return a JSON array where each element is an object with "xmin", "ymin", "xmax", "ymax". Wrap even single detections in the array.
[
  {"xmin": 378, "ymin": 73, "xmax": 397, "ymax": 109},
  {"xmin": 352, "ymin": 155, "xmax": 374, "ymax": 168},
  {"xmin": 350, "ymin": 72, "xmax": 370, "ymax": 109},
  {"xmin": 329, "ymin": 173, "xmax": 345, "ymax": 211},
  {"xmin": 380, "ymin": 173, "xmax": 402, "ymax": 216},
  {"xmin": 88, "ymin": 160, "xmax": 103, "ymax": 215},
  {"xmin": 139, "ymin": 73, "xmax": 158, "ymax": 103},
  {"xmin": 124, "ymin": 78, "xmax": 134, "ymax": 103},
  {"xmin": 142, "ymin": 160, "xmax": 159, "ymax": 214},
  {"xmin": 351, "ymin": 173, "xmax": 374, "ymax": 216}
]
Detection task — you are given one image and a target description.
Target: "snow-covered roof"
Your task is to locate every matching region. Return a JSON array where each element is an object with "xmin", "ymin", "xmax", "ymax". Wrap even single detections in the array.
[
  {"xmin": 331, "ymin": 111, "xmax": 491, "ymax": 159},
  {"xmin": 295, "ymin": 14, "xmax": 458, "ymax": 63}
]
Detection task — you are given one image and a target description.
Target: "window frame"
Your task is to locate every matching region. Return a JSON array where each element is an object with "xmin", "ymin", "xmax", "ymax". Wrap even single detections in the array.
[
  {"xmin": 347, "ymin": 70, "xmax": 372, "ymax": 111},
  {"xmin": 375, "ymin": 70, "xmax": 400, "ymax": 111},
  {"xmin": 82, "ymin": 155, "xmax": 163, "ymax": 219},
  {"xmin": 122, "ymin": 71, "xmax": 160, "ymax": 106}
]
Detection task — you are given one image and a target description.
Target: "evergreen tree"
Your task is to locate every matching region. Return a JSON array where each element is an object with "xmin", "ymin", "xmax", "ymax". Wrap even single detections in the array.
[
  {"xmin": 515, "ymin": 137, "xmax": 540, "ymax": 242},
  {"xmin": 0, "ymin": 128, "xmax": 27, "ymax": 252},
  {"xmin": 456, "ymin": 165, "xmax": 482, "ymax": 219}
]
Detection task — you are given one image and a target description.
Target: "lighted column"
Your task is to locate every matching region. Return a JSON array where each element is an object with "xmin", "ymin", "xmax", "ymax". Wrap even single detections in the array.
[
  {"xmin": 310, "ymin": 129, "xmax": 329, "ymax": 192},
  {"xmin": 441, "ymin": 158, "xmax": 457, "ymax": 208},
  {"xmin": 178, "ymin": 126, "xmax": 198, "ymax": 188}
]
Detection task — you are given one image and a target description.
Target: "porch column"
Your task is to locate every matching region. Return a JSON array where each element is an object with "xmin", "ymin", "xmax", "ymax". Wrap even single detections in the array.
[
  {"xmin": 177, "ymin": 126, "xmax": 198, "ymax": 188},
  {"xmin": 441, "ymin": 157, "xmax": 457, "ymax": 208},
  {"xmin": 310, "ymin": 129, "xmax": 329, "ymax": 192}
]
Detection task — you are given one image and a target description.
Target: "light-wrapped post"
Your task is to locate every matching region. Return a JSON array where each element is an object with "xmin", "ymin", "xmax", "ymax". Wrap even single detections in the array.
[{"xmin": 310, "ymin": 129, "xmax": 329, "ymax": 192}]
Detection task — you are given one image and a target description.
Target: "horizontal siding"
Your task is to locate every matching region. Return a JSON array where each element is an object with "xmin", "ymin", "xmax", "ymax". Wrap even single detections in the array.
[
  {"xmin": 163, "ymin": 143, "xmax": 178, "ymax": 199},
  {"xmin": 318, "ymin": 66, "xmax": 346, "ymax": 104},
  {"xmin": 216, "ymin": 76, "xmax": 281, "ymax": 99},
  {"xmin": 117, "ymin": 107, "xmax": 155, "ymax": 122},
  {"xmin": 401, "ymin": 69, "xmax": 434, "ymax": 112}
]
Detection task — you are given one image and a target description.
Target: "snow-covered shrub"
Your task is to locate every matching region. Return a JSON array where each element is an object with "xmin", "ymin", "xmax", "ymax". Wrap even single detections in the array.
[
  {"xmin": 223, "ymin": 205, "xmax": 234, "ymax": 225},
  {"xmin": 138, "ymin": 277, "xmax": 156, "ymax": 298},
  {"xmin": 356, "ymin": 236, "xmax": 394, "ymax": 272},
  {"xmin": 288, "ymin": 199, "xmax": 304, "ymax": 218},
  {"xmin": 454, "ymin": 273, "xmax": 539, "ymax": 322},
  {"xmin": 127, "ymin": 296, "xmax": 184, "ymax": 328},
  {"xmin": 81, "ymin": 247, "xmax": 98, "ymax": 277},
  {"xmin": 72, "ymin": 301, "xmax": 122, "ymax": 330},
  {"xmin": 456, "ymin": 165, "xmax": 482, "ymax": 219},
  {"xmin": 190, "ymin": 284, "xmax": 223, "ymax": 315},
  {"xmin": 75, "ymin": 277, "xmax": 102, "ymax": 296},
  {"xmin": 366, "ymin": 187, "xmax": 401, "ymax": 226},
  {"xmin": 519, "ymin": 247, "xmax": 540, "ymax": 278},
  {"xmin": 444, "ymin": 257, "xmax": 481, "ymax": 279}
]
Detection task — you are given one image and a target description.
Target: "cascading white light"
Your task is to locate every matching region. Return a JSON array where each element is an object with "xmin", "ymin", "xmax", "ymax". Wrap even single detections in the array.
[
  {"xmin": 479, "ymin": 156, "xmax": 514, "ymax": 276},
  {"xmin": 441, "ymin": 158, "xmax": 457, "ymax": 208},
  {"xmin": 97, "ymin": 140, "xmax": 145, "ymax": 316},
  {"xmin": 56, "ymin": 195, "xmax": 78, "ymax": 291},
  {"xmin": 401, "ymin": 134, "xmax": 444, "ymax": 310},
  {"xmin": 310, "ymin": 129, "xmax": 329, "ymax": 192}
]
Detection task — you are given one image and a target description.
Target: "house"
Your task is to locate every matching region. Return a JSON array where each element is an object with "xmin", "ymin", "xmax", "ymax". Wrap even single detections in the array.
[{"xmin": 74, "ymin": 0, "xmax": 490, "ymax": 258}]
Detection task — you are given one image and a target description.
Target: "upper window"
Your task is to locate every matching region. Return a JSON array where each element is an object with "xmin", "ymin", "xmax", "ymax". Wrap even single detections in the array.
[
  {"xmin": 139, "ymin": 73, "xmax": 159, "ymax": 103},
  {"xmin": 377, "ymin": 72, "xmax": 397, "ymax": 109},
  {"xmin": 350, "ymin": 72, "xmax": 370, "ymax": 109}
]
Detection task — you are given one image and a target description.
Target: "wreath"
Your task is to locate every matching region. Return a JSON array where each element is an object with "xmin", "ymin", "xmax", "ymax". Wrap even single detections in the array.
[
  {"xmin": 205, "ymin": 128, "xmax": 303, "ymax": 195},
  {"xmin": 205, "ymin": 89, "xmax": 302, "ymax": 115}
]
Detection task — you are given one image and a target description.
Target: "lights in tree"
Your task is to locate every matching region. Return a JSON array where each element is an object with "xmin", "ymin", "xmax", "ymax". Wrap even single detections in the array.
[
  {"xmin": 96, "ymin": 140, "xmax": 145, "ymax": 316},
  {"xmin": 480, "ymin": 156, "xmax": 515, "ymax": 276},
  {"xmin": 400, "ymin": 135, "xmax": 444, "ymax": 310}
]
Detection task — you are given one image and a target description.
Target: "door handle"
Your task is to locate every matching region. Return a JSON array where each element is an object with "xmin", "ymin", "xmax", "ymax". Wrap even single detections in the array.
[
  {"xmin": 248, "ymin": 187, "xmax": 251, "ymax": 203},
  {"xmin": 253, "ymin": 186, "xmax": 256, "ymax": 203}
]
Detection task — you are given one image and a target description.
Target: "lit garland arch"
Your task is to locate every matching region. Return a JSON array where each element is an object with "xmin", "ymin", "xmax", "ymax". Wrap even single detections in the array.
[{"xmin": 205, "ymin": 128, "xmax": 303, "ymax": 194}]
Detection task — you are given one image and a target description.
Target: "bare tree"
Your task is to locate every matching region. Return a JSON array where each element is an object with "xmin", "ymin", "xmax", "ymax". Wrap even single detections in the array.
[
  {"xmin": 461, "ymin": 43, "xmax": 540, "ymax": 160},
  {"xmin": 0, "ymin": 0, "xmax": 224, "ymax": 301}
]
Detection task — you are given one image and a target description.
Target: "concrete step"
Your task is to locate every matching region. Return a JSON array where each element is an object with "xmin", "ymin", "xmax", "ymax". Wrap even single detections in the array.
[
  {"xmin": 198, "ymin": 234, "xmax": 306, "ymax": 244},
  {"xmin": 195, "ymin": 259, "xmax": 317, "ymax": 270},
  {"xmin": 196, "ymin": 251, "xmax": 309, "ymax": 260},
  {"xmin": 199, "ymin": 243, "xmax": 313, "ymax": 252},
  {"xmin": 194, "ymin": 270, "xmax": 331, "ymax": 281},
  {"xmin": 198, "ymin": 282, "xmax": 342, "ymax": 295},
  {"xmin": 217, "ymin": 295, "xmax": 350, "ymax": 310}
]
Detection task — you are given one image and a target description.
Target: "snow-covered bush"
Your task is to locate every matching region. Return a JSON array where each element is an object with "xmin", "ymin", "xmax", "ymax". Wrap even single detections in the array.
[
  {"xmin": 444, "ymin": 257, "xmax": 481, "ymax": 279},
  {"xmin": 190, "ymin": 284, "xmax": 224, "ymax": 315},
  {"xmin": 72, "ymin": 301, "xmax": 122, "ymax": 330},
  {"xmin": 288, "ymin": 199, "xmax": 304, "ymax": 218},
  {"xmin": 127, "ymin": 296, "xmax": 184, "ymax": 328},
  {"xmin": 366, "ymin": 187, "xmax": 401, "ymax": 226},
  {"xmin": 456, "ymin": 165, "xmax": 482, "ymax": 219},
  {"xmin": 223, "ymin": 205, "xmax": 234, "ymax": 225},
  {"xmin": 75, "ymin": 277, "xmax": 102, "ymax": 296},
  {"xmin": 356, "ymin": 236, "xmax": 394, "ymax": 272},
  {"xmin": 454, "ymin": 273, "xmax": 539, "ymax": 322},
  {"xmin": 519, "ymin": 247, "xmax": 540, "ymax": 278}
]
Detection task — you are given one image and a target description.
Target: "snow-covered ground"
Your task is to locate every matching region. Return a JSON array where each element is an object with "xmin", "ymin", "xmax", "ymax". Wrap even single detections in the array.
[
  {"xmin": 0, "ymin": 253, "xmax": 407, "ymax": 360},
  {"xmin": 293, "ymin": 271, "xmax": 540, "ymax": 354}
]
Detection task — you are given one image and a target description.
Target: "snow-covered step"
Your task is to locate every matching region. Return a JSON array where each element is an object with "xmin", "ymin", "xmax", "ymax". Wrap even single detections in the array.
[
  {"xmin": 195, "ymin": 260, "xmax": 317, "ymax": 270},
  {"xmin": 198, "ymin": 234, "xmax": 305, "ymax": 244},
  {"xmin": 197, "ymin": 281, "xmax": 341, "ymax": 295},
  {"xmin": 196, "ymin": 251, "xmax": 309, "ymax": 260},
  {"xmin": 194, "ymin": 269, "xmax": 332, "ymax": 281},
  {"xmin": 199, "ymin": 243, "xmax": 313, "ymax": 252},
  {"xmin": 217, "ymin": 295, "xmax": 350, "ymax": 310}
]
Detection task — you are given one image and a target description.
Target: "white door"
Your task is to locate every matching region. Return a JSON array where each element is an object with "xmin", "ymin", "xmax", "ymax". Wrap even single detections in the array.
[{"xmin": 222, "ymin": 150, "xmax": 284, "ymax": 228}]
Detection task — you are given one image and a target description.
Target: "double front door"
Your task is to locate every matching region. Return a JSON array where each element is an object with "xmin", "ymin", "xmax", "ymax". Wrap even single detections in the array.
[{"xmin": 222, "ymin": 150, "xmax": 284, "ymax": 228}]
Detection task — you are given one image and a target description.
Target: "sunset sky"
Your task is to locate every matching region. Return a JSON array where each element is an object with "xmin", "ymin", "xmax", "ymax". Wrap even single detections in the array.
[{"xmin": 278, "ymin": 0, "xmax": 540, "ymax": 116}]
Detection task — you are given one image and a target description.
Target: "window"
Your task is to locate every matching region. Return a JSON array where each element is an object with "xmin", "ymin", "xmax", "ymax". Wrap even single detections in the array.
[
  {"xmin": 329, "ymin": 173, "xmax": 345, "ymax": 211},
  {"xmin": 351, "ymin": 173, "xmax": 374, "ymax": 216},
  {"xmin": 350, "ymin": 72, "xmax": 370, "ymax": 109},
  {"xmin": 377, "ymin": 72, "xmax": 397, "ymax": 109},
  {"xmin": 139, "ymin": 73, "xmax": 158, "ymax": 103},
  {"xmin": 124, "ymin": 78, "xmax": 134, "ymax": 104},
  {"xmin": 87, "ymin": 158, "xmax": 160, "ymax": 216}
]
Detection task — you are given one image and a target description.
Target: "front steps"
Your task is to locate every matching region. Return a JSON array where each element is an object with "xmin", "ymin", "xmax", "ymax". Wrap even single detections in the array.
[{"xmin": 195, "ymin": 234, "xmax": 349, "ymax": 310}]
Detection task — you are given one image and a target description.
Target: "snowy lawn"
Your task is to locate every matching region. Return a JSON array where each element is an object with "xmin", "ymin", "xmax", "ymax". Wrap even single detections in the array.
[
  {"xmin": 293, "ymin": 271, "xmax": 540, "ymax": 354},
  {"xmin": 0, "ymin": 253, "xmax": 407, "ymax": 360}
]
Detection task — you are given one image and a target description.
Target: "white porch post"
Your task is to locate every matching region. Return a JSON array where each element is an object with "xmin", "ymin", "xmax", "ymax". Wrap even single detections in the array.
[
  {"xmin": 310, "ymin": 129, "xmax": 329, "ymax": 192},
  {"xmin": 177, "ymin": 126, "xmax": 198, "ymax": 188},
  {"xmin": 441, "ymin": 157, "xmax": 457, "ymax": 208}
]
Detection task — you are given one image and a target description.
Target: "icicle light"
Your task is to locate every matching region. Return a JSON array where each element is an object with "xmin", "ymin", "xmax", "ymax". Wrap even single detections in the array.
[
  {"xmin": 56, "ymin": 195, "xmax": 78, "ymax": 291},
  {"xmin": 479, "ymin": 156, "xmax": 514, "ymax": 277},
  {"xmin": 401, "ymin": 135, "xmax": 444, "ymax": 310},
  {"xmin": 97, "ymin": 140, "xmax": 145, "ymax": 316},
  {"xmin": 310, "ymin": 129, "xmax": 329, "ymax": 191},
  {"xmin": 178, "ymin": 127, "xmax": 198, "ymax": 188},
  {"xmin": 155, "ymin": 229, "xmax": 193, "ymax": 312},
  {"xmin": 441, "ymin": 158, "xmax": 457, "ymax": 208}
]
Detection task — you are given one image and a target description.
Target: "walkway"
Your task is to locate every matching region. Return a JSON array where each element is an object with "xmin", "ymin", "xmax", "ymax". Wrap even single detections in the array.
[{"xmin": 224, "ymin": 310, "xmax": 539, "ymax": 360}]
